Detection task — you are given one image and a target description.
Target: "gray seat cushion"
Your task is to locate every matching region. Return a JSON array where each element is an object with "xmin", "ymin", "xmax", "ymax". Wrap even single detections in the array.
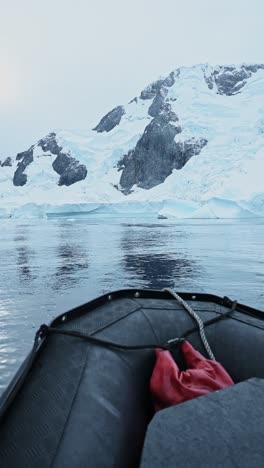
[{"xmin": 140, "ymin": 378, "xmax": 264, "ymax": 468}]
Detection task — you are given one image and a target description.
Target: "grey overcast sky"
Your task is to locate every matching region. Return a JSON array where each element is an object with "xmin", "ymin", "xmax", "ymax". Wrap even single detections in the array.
[{"xmin": 0, "ymin": 0, "xmax": 263, "ymax": 156}]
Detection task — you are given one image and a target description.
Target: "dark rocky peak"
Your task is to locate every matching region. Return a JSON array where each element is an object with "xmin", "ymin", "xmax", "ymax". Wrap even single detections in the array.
[
  {"xmin": 13, "ymin": 146, "xmax": 34, "ymax": 186},
  {"xmin": 1, "ymin": 157, "xmax": 12, "ymax": 167},
  {"xmin": 93, "ymin": 106, "xmax": 125, "ymax": 133},
  {"xmin": 12, "ymin": 132, "xmax": 87, "ymax": 187},
  {"xmin": 118, "ymin": 122, "xmax": 207, "ymax": 195},
  {"xmin": 129, "ymin": 97, "xmax": 138, "ymax": 104},
  {"xmin": 38, "ymin": 132, "xmax": 88, "ymax": 186},
  {"xmin": 52, "ymin": 152, "xmax": 73, "ymax": 175},
  {"xmin": 52, "ymin": 153, "xmax": 87, "ymax": 186},
  {"xmin": 16, "ymin": 146, "xmax": 34, "ymax": 161},
  {"xmin": 37, "ymin": 132, "xmax": 62, "ymax": 155},
  {"xmin": 148, "ymin": 90, "xmax": 168, "ymax": 118},
  {"xmin": 204, "ymin": 64, "xmax": 264, "ymax": 96},
  {"xmin": 244, "ymin": 64, "xmax": 264, "ymax": 73},
  {"xmin": 148, "ymin": 87, "xmax": 179, "ymax": 119},
  {"xmin": 140, "ymin": 70, "xmax": 178, "ymax": 100},
  {"xmin": 163, "ymin": 70, "xmax": 178, "ymax": 87},
  {"xmin": 118, "ymin": 113, "xmax": 182, "ymax": 193},
  {"xmin": 148, "ymin": 86, "xmax": 171, "ymax": 118},
  {"xmin": 139, "ymin": 112, "xmax": 182, "ymax": 146},
  {"xmin": 58, "ymin": 160, "xmax": 87, "ymax": 186},
  {"xmin": 142, "ymin": 70, "xmax": 179, "ymax": 118},
  {"xmin": 140, "ymin": 79, "xmax": 164, "ymax": 100},
  {"xmin": 214, "ymin": 66, "xmax": 250, "ymax": 95},
  {"xmin": 173, "ymin": 138, "xmax": 208, "ymax": 170}
]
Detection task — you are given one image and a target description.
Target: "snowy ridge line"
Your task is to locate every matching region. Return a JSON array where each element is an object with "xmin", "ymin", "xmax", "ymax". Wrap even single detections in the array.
[{"xmin": 0, "ymin": 62, "xmax": 264, "ymax": 215}]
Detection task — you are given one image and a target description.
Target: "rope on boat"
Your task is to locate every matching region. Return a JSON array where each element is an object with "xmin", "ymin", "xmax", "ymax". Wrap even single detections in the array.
[
  {"xmin": 182, "ymin": 301, "xmax": 237, "ymax": 339},
  {"xmin": 36, "ymin": 293, "xmax": 237, "ymax": 359},
  {"xmin": 163, "ymin": 288, "xmax": 217, "ymax": 360},
  {"xmin": 37, "ymin": 325, "xmax": 185, "ymax": 351}
]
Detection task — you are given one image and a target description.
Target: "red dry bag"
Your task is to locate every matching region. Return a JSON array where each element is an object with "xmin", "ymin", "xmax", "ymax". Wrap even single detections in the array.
[{"xmin": 150, "ymin": 341, "xmax": 234, "ymax": 412}]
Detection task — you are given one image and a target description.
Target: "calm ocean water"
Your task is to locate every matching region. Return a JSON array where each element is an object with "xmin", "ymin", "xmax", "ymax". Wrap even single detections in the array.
[{"xmin": 0, "ymin": 216, "xmax": 263, "ymax": 394}]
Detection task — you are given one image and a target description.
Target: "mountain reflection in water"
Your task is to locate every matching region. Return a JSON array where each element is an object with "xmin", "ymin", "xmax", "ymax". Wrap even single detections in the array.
[
  {"xmin": 0, "ymin": 217, "xmax": 263, "ymax": 394},
  {"xmin": 120, "ymin": 222, "xmax": 198, "ymax": 289},
  {"xmin": 122, "ymin": 254, "xmax": 196, "ymax": 290}
]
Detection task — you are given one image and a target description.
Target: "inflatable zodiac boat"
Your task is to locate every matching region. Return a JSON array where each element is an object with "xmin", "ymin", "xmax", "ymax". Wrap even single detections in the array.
[{"xmin": 0, "ymin": 289, "xmax": 263, "ymax": 468}]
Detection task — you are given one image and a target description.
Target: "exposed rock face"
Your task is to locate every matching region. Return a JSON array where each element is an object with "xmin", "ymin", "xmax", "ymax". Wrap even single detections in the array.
[
  {"xmin": 140, "ymin": 79, "xmax": 164, "ymax": 100},
  {"xmin": 148, "ymin": 88, "xmax": 172, "ymax": 118},
  {"xmin": 129, "ymin": 97, "xmax": 138, "ymax": 104},
  {"xmin": 140, "ymin": 71, "xmax": 177, "ymax": 100},
  {"xmin": 59, "ymin": 161, "xmax": 87, "ymax": 186},
  {"xmin": 93, "ymin": 106, "xmax": 125, "ymax": 133},
  {"xmin": 118, "ymin": 108, "xmax": 207, "ymax": 194},
  {"xmin": 173, "ymin": 138, "xmax": 208, "ymax": 169},
  {"xmin": 52, "ymin": 153, "xmax": 72, "ymax": 175},
  {"xmin": 13, "ymin": 147, "xmax": 34, "ymax": 186},
  {"xmin": 163, "ymin": 71, "xmax": 177, "ymax": 88},
  {"xmin": 204, "ymin": 72, "xmax": 214, "ymax": 90},
  {"xmin": 1, "ymin": 157, "xmax": 12, "ymax": 167},
  {"xmin": 118, "ymin": 66, "xmax": 209, "ymax": 194},
  {"xmin": 12, "ymin": 132, "xmax": 87, "ymax": 187},
  {"xmin": 204, "ymin": 64, "xmax": 264, "ymax": 95},
  {"xmin": 214, "ymin": 67, "xmax": 250, "ymax": 95},
  {"xmin": 39, "ymin": 132, "xmax": 87, "ymax": 186},
  {"xmin": 52, "ymin": 153, "xmax": 87, "ymax": 186},
  {"xmin": 139, "ymin": 71, "xmax": 179, "ymax": 118},
  {"xmin": 244, "ymin": 64, "xmax": 264, "ymax": 73},
  {"xmin": 8, "ymin": 62, "xmax": 264, "ymax": 197},
  {"xmin": 38, "ymin": 132, "xmax": 62, "ymax": 155}
]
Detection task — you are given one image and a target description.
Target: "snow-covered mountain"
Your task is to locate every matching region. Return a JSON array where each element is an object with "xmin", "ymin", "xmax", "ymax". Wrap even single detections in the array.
[{"xmin": 1, "ymin": 63, "xmax": 264, "ymax": 218}]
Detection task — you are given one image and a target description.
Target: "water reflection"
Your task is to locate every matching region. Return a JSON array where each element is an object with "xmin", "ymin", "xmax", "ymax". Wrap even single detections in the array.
[
  {"xmin": 123, "ymin": 253, "xmax": 196, "ymax": 289},
  {"xmin": 52, "ymin": 224, "xmax": 89, "ymax": 291},
  {"xmin": 17, "ymin": 246, "xmax": 37, "ymax": 282},
  {"xmin": 0, "ymin": 218, "xmax": 263, "ymax": 396},
  {"xmin": 121, "ymin": 225, "xmax": 198, "ymax": 289},
  {"xmin": 15, "ymin": 227, "xmax": 36, "ymax": 284}
]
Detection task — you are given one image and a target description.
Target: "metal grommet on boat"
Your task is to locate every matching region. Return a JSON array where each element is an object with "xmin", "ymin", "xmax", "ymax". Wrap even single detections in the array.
[
  {"xmin": 192, "ymin": 295, "xmax": 196, "ymax": 300},
  {"xmin": 61, "ymin": 315, "xmax": 66, "ymax": 322},
  {"xmin": 108, "ymin": 295, "xmax": 112, "ymax": 301},
  {"xmin": 134, "ymin": 292, "xmax": 140, "ymax": 298}
]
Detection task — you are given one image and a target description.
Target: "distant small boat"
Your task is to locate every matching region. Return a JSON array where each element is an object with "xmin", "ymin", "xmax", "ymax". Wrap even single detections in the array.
[
  {"xmin": 0, "ymin": 289, "xmax": 263, "ymax": 468},
  {"xmin": 157, "ymin": 214, "xmax": 168, "ymax": 219}
]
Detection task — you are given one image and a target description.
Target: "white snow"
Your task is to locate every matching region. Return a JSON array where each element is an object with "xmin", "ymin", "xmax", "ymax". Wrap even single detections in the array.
[
  {"xmin": 158, "ymin": 199, "xmax": 199, "ymax": 218},
  {"xmin": 1, "ymin": 63, "xmax": 264, "ymax": 219},
  {"xmin": 191, "ymin": 198, "xmax": 257, "ymax": 219}
]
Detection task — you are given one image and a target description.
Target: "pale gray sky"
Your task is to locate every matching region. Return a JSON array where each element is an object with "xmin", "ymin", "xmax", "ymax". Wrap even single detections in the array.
[{"xmin": 0, "ymin": 0, "xmax": 263, "ymax": 156}]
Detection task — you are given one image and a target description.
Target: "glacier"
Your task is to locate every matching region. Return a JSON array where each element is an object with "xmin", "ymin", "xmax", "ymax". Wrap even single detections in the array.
[{"xmin": 0, "ymin": 63, "xmax": 264, "ymax": 219}]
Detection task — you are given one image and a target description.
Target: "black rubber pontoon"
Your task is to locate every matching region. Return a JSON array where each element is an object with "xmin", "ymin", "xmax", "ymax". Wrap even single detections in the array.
[{"xmin": 0, "ymin": 290, "xmax": 263, "ymax": 468}]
